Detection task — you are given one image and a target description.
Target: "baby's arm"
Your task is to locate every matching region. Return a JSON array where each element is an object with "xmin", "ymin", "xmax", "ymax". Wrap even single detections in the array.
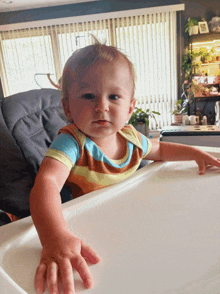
[
  {"xmin": 145, "ymin": 140, "xmax": 220, "ymax": 175},
  {"xmin": 30, "ymin": 157, "xmax": 101, "ymax": 294}
]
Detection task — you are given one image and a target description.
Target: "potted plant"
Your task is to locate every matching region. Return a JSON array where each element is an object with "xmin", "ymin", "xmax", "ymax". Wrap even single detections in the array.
[
  {"xmin": 182, "ymin": 52, "xmax": 192, "ymax": 79},
  {"xmin": 185, "ymin": 17, "xmax": 200, "ymax": 36},
  {"xmin": 173, "ymin": 99, "xmax": 183, "ymax": 124},
  {"xmin": 182, "ymin": 50, "xmax": 202, "ymax": 79},
  {"xmin": 128, "ymin": 107, "xmax": 160, "ymax": 137},
  {"xmin": 199, "ymin": 47, "xmax": 212, "ymax": 63},
  {"xmin": 210, "ymin": 46, "xmax": 217, "ymax": 62},
  {"xmin": 191, "ymin": 50, "xmax": 202, "ymax": 66}
]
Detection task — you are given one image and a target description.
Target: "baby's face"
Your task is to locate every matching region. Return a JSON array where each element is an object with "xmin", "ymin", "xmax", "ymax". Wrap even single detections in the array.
[{"xmin": 64, "ymin": 56, "xmax": 136, "ymax": 144}]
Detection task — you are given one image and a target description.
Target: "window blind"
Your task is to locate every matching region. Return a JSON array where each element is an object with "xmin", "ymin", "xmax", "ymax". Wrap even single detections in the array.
[{"xmin": 0, "ymin": 4, "xmax": 184, "ymax": 128}]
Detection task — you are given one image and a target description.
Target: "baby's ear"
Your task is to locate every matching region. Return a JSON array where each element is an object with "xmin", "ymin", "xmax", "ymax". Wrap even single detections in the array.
[
  {"xmin": 127, "ymin": 98, "xmax": 136, "ymax": 122},
  {"xmin": 62, "ymin": 98, "xmax": 72, "ymax": 121},
  {"xmin": 129, "ymin": 98, "xmax": 136, "ymax": 115}
]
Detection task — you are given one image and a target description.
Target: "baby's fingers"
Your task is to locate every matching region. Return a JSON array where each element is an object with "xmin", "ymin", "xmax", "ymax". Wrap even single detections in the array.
[
  {"xmin": 206, "ymin": 157, "xmax": 220, "ymax": 170},
  {"xmin": 59, "ymin": 259, "xmax": 75, "ymax": 294},
  {"xmin": 197, "ymin": 156, "xmax": 220, "ymax": 175},
  {"xmin": 35, "ymin": 263, "xmax": 47, "ymax": 294},
  {"xmin": 47, "ymin": 261, "xmax": 59, "ymax": 294},
  {"xmin": 197, "ymin": 160, "xmax": 206, "ymax": 175},
  {"xmin": 215, "ymin": 158, "xmax": 220, "ymax": 165},
  {"xmin": 81, "ymin": 242, "xmax": 101, "ymax": 264},
  {"xmin": 71, "ymin": 255, "xmax": 94, "ymax": 289}
]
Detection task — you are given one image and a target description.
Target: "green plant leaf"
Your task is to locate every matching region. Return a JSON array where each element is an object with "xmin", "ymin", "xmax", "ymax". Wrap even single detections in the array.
[{"xmin": 128, "ymin": 107, "xmax": 160, "ymax": 127}]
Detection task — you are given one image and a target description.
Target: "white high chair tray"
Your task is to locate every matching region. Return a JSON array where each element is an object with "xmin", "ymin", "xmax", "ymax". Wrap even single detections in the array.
[{"xmin": 1, "ymin": 147, "xmax": 220, "ymax": 294}]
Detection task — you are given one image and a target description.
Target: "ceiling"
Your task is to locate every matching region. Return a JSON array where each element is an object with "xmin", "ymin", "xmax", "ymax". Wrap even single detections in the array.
[{"xmin": 0, "ymin": 0, "xmax": 97, "ymax": 12}]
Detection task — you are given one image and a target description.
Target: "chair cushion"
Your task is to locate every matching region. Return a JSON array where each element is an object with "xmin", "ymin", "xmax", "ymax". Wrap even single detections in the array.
[
  {"xmin": 0, "ymin": 89, "xmax": 69, "ymax": 220},
  {"xmin": 1, "ymin": 88, "xmax": 68, "ymax": 174},
  {"xmin": 0, "ymin": 106, "xmax": 34, "ymax": 218}
]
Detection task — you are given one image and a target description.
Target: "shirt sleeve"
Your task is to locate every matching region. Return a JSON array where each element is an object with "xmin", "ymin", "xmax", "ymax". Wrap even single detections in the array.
[
  {"xmin": 141, "ymin": 134, "xmax": 152, "ymax": 158},
  {"xmin": 45, "ymin": 133, "xmax": 80, "ymax": 170}
]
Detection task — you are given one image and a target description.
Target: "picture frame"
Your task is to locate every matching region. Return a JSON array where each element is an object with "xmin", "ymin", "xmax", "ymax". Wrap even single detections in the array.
[{"xmin": 198, "ymin": 21, "xmax": 209, "ymax": 34}]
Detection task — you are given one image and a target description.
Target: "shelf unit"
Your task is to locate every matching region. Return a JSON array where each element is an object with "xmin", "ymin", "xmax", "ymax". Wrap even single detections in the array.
[
  {"xmin": 188, "ymin": 33, "xmax": 220, "ymax": 124},
  {"xmin": 200, "ymin": 62, "xmax": 220, "ymax": 66},
  {"xmin": 194, "ymin": 95, "xmax": 220, "ymax": 101},
  {"xmin": 189, "ymin": 33, "xmax": 220, "ymax": 92},
  {"xmin": 189, "ymin": 33, "xmax": 220, "ymax": 44}
]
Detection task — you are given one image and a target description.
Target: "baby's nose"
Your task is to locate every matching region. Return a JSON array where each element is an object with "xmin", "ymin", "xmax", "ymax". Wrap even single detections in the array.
[{"xmin": 94, "ymin": 97, "xmax": 109, "ymax": 112}]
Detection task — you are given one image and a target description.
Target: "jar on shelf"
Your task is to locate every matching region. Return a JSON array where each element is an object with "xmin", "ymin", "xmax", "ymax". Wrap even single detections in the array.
[
  {"xmin": 208, "ymin": 16, "xmax": 220, "ymax": 32},
  {"xmin": 214, "ymin": 75, "xmax": 220, "ymax": 83}
]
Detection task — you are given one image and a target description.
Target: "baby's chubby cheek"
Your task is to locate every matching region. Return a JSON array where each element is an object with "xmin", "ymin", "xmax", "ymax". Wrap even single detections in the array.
[{"xmin": 72, "ymin": 105, "xmax": 94, "ymax": 121}]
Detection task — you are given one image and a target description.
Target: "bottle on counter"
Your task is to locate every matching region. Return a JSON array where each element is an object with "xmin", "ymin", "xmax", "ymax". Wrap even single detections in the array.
[{"xmin": 202, "ymin": 116, "xmax": 207, "ymax": 125}]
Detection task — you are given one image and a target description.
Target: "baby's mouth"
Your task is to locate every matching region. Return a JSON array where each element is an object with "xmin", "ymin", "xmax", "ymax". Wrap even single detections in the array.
[{"xmin": 94, "ymin": 120, "xmax": 109, "ymax": 125}]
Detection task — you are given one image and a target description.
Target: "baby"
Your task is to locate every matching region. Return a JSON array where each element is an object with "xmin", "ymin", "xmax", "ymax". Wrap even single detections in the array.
[{"xmin": 30, "ymin": 40, "xmax": 220, "ymax": 294}]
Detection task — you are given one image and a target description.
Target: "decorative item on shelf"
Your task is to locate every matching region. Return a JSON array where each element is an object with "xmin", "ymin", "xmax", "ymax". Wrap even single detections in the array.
[
  {"xmin": 202, "ymin": 115, "xmax": 207, "ymax": 125},
  {"xmin": 208, "ymin": 16, "xmax": 220, "ymax": 32},
  {"xmin": 190, "ymin": 80, "xmax": 204, "ymax": 97},
  {"xmin": 128, "ymin": 107, "xmax": 160, "ymax": 137},
  {"xmin": 185, "ymin": 17, "xmax": 200, "ymax": 36},
  {"xmin": 195, "ymin": 108, "xmax": 203, "ymax": 124},
  {"xmin": 214, "ymin": 73, "xmax": 220, "ymax": 84},
  {"xmin": 198, "ymin": 19, "xmax": 209, "ymax": 34},
  {"xmin": 189, "ymin": 115, "xmax": 199, "ymax": 125},
  {"xmin": 203, "ymin": 87, "xmax": 210, "ymax": 97},
  {"xmin": 182, "ymin": 114, "xmax": 190, "ymax": 125},
  {"xmin": 199, "ymin": 47, "xmax": 212, "ymax": 63},
  {"xmin": 210, "ymin": 86, "xmax": 219, "ymax": 96},
  {"xmin": 207, "ymin": 76, "xmax": 215, "ymax": 84},
  {"xmin": 173, "ymin": 99, "xmax": 184, "ymax": 124}
]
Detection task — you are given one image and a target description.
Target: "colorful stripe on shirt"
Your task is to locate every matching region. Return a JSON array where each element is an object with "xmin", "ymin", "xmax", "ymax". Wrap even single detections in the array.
[{"xmin": 46, "ymin": 123, "xmax": 151, "ymax": 197}]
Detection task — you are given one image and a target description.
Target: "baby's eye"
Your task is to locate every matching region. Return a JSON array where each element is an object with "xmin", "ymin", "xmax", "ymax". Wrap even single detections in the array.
[
  {"xmin": 81, "ymin": 93, "xmax": 95, "ymax": 100},
  {"xmin": 109, "ymin": 94, "xmax": 119, "ymax": 100}
]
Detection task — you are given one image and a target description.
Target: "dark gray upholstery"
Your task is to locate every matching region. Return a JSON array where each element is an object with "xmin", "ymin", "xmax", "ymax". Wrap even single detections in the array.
[
  {"xmin": 0, "ymin": 89, "xmax": 70, "ymax": 223},
  {"xmin": 0, "ymin": 98, "xmax": 34, "ymax": 219},
  {"xmin": 1, "ymin": 89, "xmax": 68, "ymax": 174}
]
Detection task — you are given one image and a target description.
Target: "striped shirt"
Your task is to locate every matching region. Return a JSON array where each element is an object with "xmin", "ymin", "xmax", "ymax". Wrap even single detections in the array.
[{"xmin": 46, "ymin": 123, "xmax": 152, "ymax": 198}]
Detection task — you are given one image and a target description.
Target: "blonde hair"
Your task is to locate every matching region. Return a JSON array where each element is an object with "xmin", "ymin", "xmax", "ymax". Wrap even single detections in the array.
[{"xmin": 61, "ymin": 38, "xmax": 136, "ymax": 101}]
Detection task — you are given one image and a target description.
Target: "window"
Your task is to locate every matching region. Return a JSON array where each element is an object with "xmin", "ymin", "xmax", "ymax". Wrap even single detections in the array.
[
  {"xmin": 0, "ymin": 4, "xmax": 184, "ymax": 128},
  {"xmin": 1, "ymin": 31, "xmax": 55, "ymax": 92},
  {"xmin": 57, "ymin": 22, "xmax": 110, "ymax": 70}
]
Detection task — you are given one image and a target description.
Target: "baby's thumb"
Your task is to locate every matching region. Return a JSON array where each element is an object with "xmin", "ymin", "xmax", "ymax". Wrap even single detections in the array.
[
  {"xmin": 197, "ymin": 159, "xmax": 205, "ymax": 175},
  {"xmin": 81, "ymin": 242, "xmax": 101, "ymax": 264}
]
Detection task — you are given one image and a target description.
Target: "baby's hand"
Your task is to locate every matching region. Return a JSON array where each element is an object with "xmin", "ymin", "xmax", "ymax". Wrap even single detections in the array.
[
  {"xmin": 194, "ymin": 150, "xmax": 220, "ymax": 175},
  {"xmin": 35, "ymin": 230, "xmax": 101, "ymax": 294}
]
